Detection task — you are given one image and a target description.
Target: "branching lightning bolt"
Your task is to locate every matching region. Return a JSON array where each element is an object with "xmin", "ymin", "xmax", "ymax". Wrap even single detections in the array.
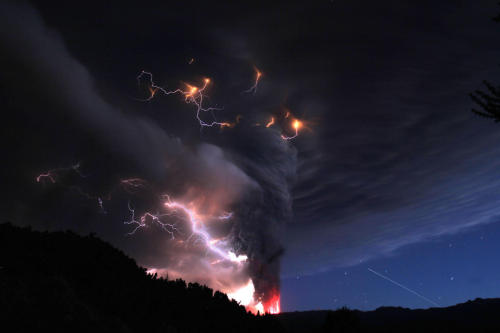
[
  {"xmin": 124, "ymin": 194, "xmax": 247, "ymax": 264},
  {"xmin": 163, "ymin": 196, "xmax": 246, "ymax": 263},
  {"xmin": 135, "ymin": 68, "xmax": 310, "ymax": 142},
  {"xmin": 124, "ymin": 201, "xmax": 178, "ymax": 239},
  {"xmin": 281, "ymin": 119, "xmax": 302, "ymax": 140},
  {"xmin": 137, "ymin": 70, "xmax": 234, "ymax": 129}
]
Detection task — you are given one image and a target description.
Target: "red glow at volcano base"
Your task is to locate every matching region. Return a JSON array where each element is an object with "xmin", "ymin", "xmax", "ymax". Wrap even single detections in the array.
[
  {"xmin": 249, "ymin": 292, "xmax": 281, "ymax": 315},
  {"xmin": 265, "ymin": 293, "xmax": 281, "ymax": 314}
]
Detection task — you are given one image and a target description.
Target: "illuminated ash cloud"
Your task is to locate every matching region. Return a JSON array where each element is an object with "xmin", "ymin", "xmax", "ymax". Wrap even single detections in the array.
[
  {"xmin": 0, "ymin": 2, "xmax": 297, "ymax": 313},
  {"xmin": 222, "ymin": 127, "xmax": 297, "ymax": 312}
]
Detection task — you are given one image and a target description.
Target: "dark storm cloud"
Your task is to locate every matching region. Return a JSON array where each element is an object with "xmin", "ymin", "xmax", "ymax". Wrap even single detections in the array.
[
  {"xmin": 276, "ymin": 1, "xmax": 500, "ymax": 275},
  {"xmin": 202, "ymin": 0, "xmax": 500, "ymax": 274}
]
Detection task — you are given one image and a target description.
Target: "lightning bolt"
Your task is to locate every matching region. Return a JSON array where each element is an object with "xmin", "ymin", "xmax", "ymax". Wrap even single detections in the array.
[
  {"xmin": 124, "ymin": 201, "xmax": 179, "ymax": 238},
  {"xmin": 136, "ymin": 69, "xmax": 310, "ymax": 141},
  {"xmin": 124, "ymin": 194, "xmax": 247, "ymax": 265},
  {"xmin": 136, "ymin": 70, "xmax": 232, "ymax": 129},
  {"xmin": 265, "ymin": 117, "xmax": 275, "ymax": 128},
  {"xmin": 243, "ymin": 66, "xmax": 262, "ymax": 94},
  {"xmin": 281, "ymin": 119, "xmax": 302, "ymax": 140},
  {"xmin": 163, "ymin": 196, "xmax": 245, "ymax": 263}
]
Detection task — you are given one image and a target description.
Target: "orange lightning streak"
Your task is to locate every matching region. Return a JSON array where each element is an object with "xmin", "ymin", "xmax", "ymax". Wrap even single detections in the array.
[
  {"xmin": 137, "ymin": 71, "xmax": 231, "ymax": 128},
  {"xmin": 244, "ymin": 66, "xmax": 262, "ymax": 94},
  {"xmin": 281, "ymin": 119, "xmax": 303, "ymax": 140},
  {"xmin": 265, "ymin": 117, "xmax": 275, "ymax": 128}
]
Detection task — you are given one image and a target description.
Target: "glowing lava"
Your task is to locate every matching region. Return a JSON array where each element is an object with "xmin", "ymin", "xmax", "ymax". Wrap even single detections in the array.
[{"xmin": 265, "ymin": 294, "xmax": 281, "ymax": 314}]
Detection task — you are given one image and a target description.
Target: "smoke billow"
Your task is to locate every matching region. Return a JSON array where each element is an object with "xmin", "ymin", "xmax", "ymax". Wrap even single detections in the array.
[
  {"xmin": 224, "ymin": 126, "xmax": 297, "ymax": 304},
  {"xmin": 0, "ymin": 2, "xmax": 296, "ymax": 309}
]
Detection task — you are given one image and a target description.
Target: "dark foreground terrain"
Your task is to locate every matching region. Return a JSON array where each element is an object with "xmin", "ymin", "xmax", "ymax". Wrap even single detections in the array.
[
  {"xmin": 1, "ymin": 222, "xmax": 500, "ymax": 333},
  {"xmin": 279, "ymin": 297, "xmax": 500, "ymax": 333},
  {"xmin": 0, "ymin": 223, "xmax": 282, "ymax": 333}
]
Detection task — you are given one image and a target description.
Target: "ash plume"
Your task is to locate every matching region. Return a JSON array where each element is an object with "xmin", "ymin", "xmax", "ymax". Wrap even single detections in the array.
[
  {"xmin": 0, "ymin": 1, "xmax": 296, "ymax": 310},
  {"xmin": 224, "ymin": 127, "xmax": 297, "ymax": 304}
]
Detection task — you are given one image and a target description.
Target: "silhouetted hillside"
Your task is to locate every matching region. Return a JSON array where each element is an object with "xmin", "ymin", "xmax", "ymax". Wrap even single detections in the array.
[
  {"xmin": 279, "ymin": 299, "xmax": 500, "ymax": 333},
  {"xmin": 0, "ymin": 223, "xmax": 283, "ymax": 333},
  {"xmin": 3, "ymin": 222, "xmax": 500, "ymax": 333}
]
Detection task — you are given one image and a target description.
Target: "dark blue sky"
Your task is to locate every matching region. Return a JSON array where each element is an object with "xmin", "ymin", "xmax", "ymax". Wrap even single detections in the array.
[
  {"xmin": 1, "ymin": 0, "xmax": 500, "ymax": 312},
  {"xmin": 283, "ymin": 221, "xmax": 500, "ymax": 311}
]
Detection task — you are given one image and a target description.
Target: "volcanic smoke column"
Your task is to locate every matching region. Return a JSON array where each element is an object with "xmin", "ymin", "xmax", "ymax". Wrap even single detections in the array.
[{"xmin": 226, "ymin": 127, "xmax": 297, "ymax": 314}]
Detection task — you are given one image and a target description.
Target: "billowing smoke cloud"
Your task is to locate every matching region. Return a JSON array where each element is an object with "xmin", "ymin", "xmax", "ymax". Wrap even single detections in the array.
[
  {"xmin": 224, "ymin": 127, "xmax": 296, "ymax": 304},
  {"xmin": 0, "ymin": 1, "xmax": 295, "ymax": 309}
]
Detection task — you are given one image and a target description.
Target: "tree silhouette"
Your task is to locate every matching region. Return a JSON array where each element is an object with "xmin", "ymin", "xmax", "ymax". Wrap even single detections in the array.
[
  {"xmin": 471, "ymin": 3, "xmax": 500, "ymax": 121},
  {"xmin": 471, "ymin": 81, "xmax": 500, "ymax": 121}
]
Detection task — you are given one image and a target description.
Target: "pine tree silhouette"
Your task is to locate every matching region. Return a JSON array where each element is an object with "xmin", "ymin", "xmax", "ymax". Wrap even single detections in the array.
[
  {"xmin": 471, "ymin": 3, "xmax": 500, "ymax": 121},
  {"xmin": 471, "ymin": 81, "xmax": 500, "ymax": 121}
]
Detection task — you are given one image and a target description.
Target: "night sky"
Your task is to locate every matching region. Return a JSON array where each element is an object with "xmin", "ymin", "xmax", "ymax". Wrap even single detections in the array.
[{"xmin": 2, "ymin": 0, "xmax": 500, "ymax": 312}]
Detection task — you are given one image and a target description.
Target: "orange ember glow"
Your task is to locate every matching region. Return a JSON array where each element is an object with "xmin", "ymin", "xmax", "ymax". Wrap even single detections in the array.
[
  {"xmin": 280, "ymin": 116, "xmax": 304, "ymax": 140},
  {"xmin": 183, "ymin": 78, "xmax": 210, "ymax": 99},
  {"xmin": 256, "ymin": 69, "xmax": 262, "ymax": 79},
  {"xmin": 266, "ymin": 117, "xmax": 275, "ymax": 128},
  {"xmin": 149, "ymin": 86, "xmax": 157, "ymax": 98},
  {"xmin": 293, "ymin": 119, "xmax": 302, "ymax": 130},
  {"xmin": 220, "ymin": 122, "xmax": 235, "ymax": 128}
]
